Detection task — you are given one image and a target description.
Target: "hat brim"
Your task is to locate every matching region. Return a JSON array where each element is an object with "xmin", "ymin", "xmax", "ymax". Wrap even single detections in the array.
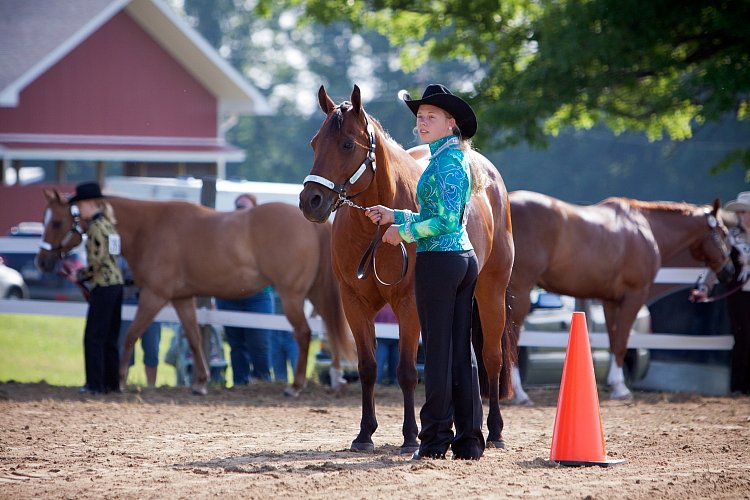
[
  {"xmin": 724, "ymin": 200, "xmax": 750, "ymax": 212},
  {"xmin": 403, "ymin": 93, "xmax": 477, "ymax": 139}
]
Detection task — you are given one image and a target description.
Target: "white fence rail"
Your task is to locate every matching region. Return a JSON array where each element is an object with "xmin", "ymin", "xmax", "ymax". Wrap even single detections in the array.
[{"xmin": 0, "ymin": 238, "xmax": 732, "ymax": 350}]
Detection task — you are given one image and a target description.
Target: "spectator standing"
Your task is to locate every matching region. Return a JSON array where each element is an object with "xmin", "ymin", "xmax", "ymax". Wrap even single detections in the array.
[
  {"xmin": 269, "ymin": 291, "xmax": 298, "ymax": 383},
  {"xmin": 215, "ymin": 193, "xmax": 272, "ymax": 385},
  {"xmin": 375, "ymin": 304, "xmax": 399, "ymax": 386}
]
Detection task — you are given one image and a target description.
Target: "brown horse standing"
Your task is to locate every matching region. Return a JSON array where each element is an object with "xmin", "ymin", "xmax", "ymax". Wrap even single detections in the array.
[
  {"xmin": 299, "ymin": 85, "xmax": 515, "ymax": 453},
  {"xmin": 507, "ymin": 190, "xmax": 734, "ymax": 400},
  {"xmin": 37, "ymin": 192, "xmax": 354, "ymax": 395}
]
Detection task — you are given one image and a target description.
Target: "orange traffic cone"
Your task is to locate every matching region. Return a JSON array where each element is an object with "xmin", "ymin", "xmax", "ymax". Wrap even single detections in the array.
[{"xmin": 550, "ymin": 311, "xmax": 625, "ymax": 467}]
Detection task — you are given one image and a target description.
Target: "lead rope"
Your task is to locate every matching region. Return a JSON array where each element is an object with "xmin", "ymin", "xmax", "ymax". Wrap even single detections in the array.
[{"xmin": 339, "ymin": 194, "xmax": 408, "ymax": 286}]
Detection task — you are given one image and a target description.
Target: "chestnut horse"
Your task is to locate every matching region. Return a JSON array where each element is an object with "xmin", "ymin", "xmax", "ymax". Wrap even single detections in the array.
[
  {"xmin": 299, "ymin": 85, "xmax": 515, "ymax": 453},
  {"xmin": 508, "ymin": 190, "xmax": 734, "ymax": 401},
  {"xmin": 37, "ymin": 192, "xmax": 355, "ymax": 395}
]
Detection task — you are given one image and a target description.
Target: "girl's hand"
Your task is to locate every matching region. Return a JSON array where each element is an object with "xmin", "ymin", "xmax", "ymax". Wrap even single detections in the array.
[
  {"xmin": 382, "ymin": 225, "xmax": 403, "ymax": 246},
  {"xmin": 365, "ymin": 205, "xmax": 395, "ymax": 225}
]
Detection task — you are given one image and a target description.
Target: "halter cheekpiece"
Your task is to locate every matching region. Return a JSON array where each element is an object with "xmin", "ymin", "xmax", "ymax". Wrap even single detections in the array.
[{"xmin": 303, "ymin": 105, "xmax": 377, "ymax": 210}]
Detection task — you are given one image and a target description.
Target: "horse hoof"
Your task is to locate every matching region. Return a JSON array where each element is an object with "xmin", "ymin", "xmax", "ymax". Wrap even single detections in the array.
[
  {"xmin": 283, "ymin": 386, "xmax": 300, "ymax": 398},
  {"xmin": 510, "ymin": 396, "xmax": 535, "ymax": 406},
  {"xmin": 486, "ymin": 439, "xmax": 506, "ymax": 449},
  {"xmin": 350, "ymin": 441, "xmax": 375, "ymax": 453},
  {"xmin": 191, "ymin": 385, "xmax": 208, "ymax": 396},
  {"xmin": 610, "ymin": 391, "xmax": 633, "ymax": 402},
  {"xmin": 400, "ymin": 444, "xmax": 419, "ymax": 455}
]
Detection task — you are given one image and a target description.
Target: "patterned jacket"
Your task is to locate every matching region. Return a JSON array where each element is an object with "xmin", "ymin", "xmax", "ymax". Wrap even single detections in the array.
[
  {"xmin": 393, "ymin": 135, "xmax": 473, "ymax": 252},
  {"xmin": 79, "ymin": 213, "xmax": 124, "ymax": 287}
]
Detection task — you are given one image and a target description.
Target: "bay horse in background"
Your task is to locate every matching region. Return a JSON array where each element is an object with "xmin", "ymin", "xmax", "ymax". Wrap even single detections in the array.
[
  {"xmin": 37, "ymin": 193, "xmax": 355, "ymax": 396},
  {"xmin": 507, "ymin": 190, "xmax": 734, "ymax": 401},
  {"xmin": 299, "ymin": 85, "xmax": 515, "ymax": 453}
]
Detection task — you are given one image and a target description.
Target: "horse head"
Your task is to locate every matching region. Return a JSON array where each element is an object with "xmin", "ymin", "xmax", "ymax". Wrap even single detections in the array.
[
  {"xmin": 690, "ymin": 198, "xmax": 735, "ymax": 283},
  {"xmin": 36, "ymin": 190, "xmax": 83, "ymax": 273},
  {"xmin": 299, "ymin": 84, "xmax": 376, "ymax": 223}
]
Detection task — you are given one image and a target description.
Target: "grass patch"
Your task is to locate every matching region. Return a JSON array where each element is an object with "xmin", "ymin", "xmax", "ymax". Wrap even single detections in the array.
[{"xmin": 0, "ymin": 314, "xmax": 321, "ymax": 387}]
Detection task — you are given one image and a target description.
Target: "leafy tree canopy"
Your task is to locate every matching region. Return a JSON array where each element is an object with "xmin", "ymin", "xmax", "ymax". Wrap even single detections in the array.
[{"xmin": 255, "ymin": 0, "xmax": 750, "ymax": 176}]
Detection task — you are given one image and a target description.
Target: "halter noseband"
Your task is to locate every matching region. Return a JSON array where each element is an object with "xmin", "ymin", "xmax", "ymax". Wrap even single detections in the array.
[
  {"xmin": 39, "ymin": 204, "xmax": 84, "ymax": 257},
  {"xmin": 303, "ymin": 109, "xmax": 377, "ymax": 210}
]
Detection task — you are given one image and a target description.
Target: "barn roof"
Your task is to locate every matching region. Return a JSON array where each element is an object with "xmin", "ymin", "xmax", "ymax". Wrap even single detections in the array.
[{"xmin": 0, "ymin": 0, "xmax": 271, "ymax": 115}]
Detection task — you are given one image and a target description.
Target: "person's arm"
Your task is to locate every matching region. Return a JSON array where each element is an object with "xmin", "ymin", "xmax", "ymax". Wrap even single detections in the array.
[{"xmin": 395, "ymin": 153, "xmax": 470, "ymax": 243}]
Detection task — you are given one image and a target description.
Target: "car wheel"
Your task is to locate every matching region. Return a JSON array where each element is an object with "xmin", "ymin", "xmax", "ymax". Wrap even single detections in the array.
[{"xmin": 5, "ymin": 287, "xmax": 24, "ymax": 300}]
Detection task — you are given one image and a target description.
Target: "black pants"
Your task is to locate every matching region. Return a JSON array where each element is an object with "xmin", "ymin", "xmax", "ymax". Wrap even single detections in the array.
[
  {"xmin": 84, "ymin": 284, "xmax": 123, "ymax": 392},
  {"xmin": 414, "ymin": 250, "xmax": 484, "ymax": 459},
  {"xmin": 728, "ymin": 291, "xmax": 750, "ymax": 394}
]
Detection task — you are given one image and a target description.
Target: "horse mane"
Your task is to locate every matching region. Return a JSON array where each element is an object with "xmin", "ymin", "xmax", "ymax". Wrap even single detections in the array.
[{"xmin": 605, "ymin": 197, "xmax": 700, "ymax": 216}]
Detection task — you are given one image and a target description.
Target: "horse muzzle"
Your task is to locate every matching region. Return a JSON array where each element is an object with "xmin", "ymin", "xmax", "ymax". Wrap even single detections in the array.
[
  {"xmin": 299, "ymin": 185, "xmax": 335, "ymax": 223},
  {"xmin": 35, "ymin": 252, "xmax": 59, "ymax": 273}
]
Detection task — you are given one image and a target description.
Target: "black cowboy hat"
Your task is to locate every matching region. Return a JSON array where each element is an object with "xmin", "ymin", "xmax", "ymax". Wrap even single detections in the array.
[
  {"xmin": 400, "ymin": 83, "xmax": 477, "ymax": 139},
  {"xmin": 68, "ymin": 181, "xmax": 104, "ymax": 203}
]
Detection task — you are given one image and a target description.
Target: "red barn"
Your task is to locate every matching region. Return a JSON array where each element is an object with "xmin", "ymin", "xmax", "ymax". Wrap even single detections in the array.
[{"xmin": 0, "ymin": 0, "xmax": 270, "ymax": 232}]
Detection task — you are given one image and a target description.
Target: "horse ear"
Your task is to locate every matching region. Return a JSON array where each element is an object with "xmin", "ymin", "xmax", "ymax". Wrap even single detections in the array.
[
  {"xmin": 712, "ymin": 198, "xmax": 721, "ymax": 215},
  {"xmin": 318, "ymin": 85, "xmax": 335, "ymax": 115},
  {"xmin": 351, "ymin": 85, "xmax": 362, "ymax": 114},
  {"xmin": 43, "ymin": 189, "xmax": 64, "ymax": 204}
]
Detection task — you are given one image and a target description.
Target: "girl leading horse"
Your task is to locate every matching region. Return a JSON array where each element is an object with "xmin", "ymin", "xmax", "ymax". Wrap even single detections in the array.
[
  {"xmin": 299, "ymin": 85, "xmax": 515, "ymax": 453},
  {"xmin": 37, "ymin": 193, "xmax": 355, "ymax": 396}
]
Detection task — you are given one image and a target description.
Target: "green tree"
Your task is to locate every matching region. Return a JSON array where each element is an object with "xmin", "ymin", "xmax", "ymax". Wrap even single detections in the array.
[{"xmin": 256, "ymin": 0, "xmax": 750, "ymax": 178}]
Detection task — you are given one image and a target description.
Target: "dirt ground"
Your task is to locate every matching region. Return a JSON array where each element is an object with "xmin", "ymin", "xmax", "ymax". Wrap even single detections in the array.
[{"xmin": 0, "ymin": 381, "xmax": 748, "ymax": 499}]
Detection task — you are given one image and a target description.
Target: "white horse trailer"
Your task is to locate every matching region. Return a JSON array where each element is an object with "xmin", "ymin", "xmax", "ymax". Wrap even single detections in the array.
[{"xmin": 103, "ymin": 176, "xmax": 303, "ymax": 210}]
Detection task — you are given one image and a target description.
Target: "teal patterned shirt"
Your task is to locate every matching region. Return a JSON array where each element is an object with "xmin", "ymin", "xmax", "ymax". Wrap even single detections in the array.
[{"xmin": 393, "ymin": 135, "xmax": 473, "ymax": 252}]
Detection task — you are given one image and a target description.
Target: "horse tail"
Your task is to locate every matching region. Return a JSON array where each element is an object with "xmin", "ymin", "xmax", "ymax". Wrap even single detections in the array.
[
  {"xmin": 500, "ymin": 287, "xmax": 519, "ymax": 400},
  {"xmin": 310, "ymin": 222, "xmax": 357, "ymax": 363}
]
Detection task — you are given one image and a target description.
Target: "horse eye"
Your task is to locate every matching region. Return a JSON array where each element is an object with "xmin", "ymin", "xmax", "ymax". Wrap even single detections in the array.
[
  {"xmin": 343, "ymin": 141, "xmax": 354, "ymax": 151},
  {"xmin": 51, "ymin": 220, "xmax": 62, "ymax": 229}
]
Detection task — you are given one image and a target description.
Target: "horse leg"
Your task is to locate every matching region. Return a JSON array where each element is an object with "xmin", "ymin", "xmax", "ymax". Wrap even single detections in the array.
[
  {"xmin": 507, "ymin": 285, "xmax": 533, "ymax": 406},
  {"xmin": 340, "ymin": 291, "xmax": 379, "ymax": 452},
  {"xmin": 602, "ymin": 294, "xmax": 645, "ymax": 400},
  {"xmin": 119, "ymin": 289, "xmax": 168, "ymax": 391},
  {"xmin": 392, "ymin": 297, "xmax": 420, "ymax": 454},
  {"xmin": 172, "ymin": 297, "xmax": 210, "ymax": 395},
  {"xmin": 277, "ymin": 295, "xmax": 312, "ymax": 397},
  {"xmin": 475, "ymin": 280, "xmax": 509, "ymax": 448}
]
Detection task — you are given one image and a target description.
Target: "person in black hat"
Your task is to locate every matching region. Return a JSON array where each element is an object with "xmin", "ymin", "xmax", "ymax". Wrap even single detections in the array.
[
  {"xmin": 365, "ymin": 84, "xmax": 485, "ymax": 460},
  {"xmin": 65, "ymin": 181, "xmax": 124, "ymax": 394},
  {"xmin": 692, "ymin": 192, "xmax": 750, "ymax": 394}
]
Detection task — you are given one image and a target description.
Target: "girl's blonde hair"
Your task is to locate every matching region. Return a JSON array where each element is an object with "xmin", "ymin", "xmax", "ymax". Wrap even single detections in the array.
[{"xmin": 94, "ymin": 199, "xmax": 117, "ymax": 225}]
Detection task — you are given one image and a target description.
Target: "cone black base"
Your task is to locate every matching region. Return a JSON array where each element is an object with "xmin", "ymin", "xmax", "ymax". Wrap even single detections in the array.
[{"xmin": 553, "ymin": 458, "xmax": 627, "ymax": 467}]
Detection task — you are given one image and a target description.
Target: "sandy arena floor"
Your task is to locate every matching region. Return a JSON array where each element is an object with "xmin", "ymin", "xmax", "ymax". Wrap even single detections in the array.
[{"xmin": 0, "ymin": 381, "xmax": 749, "ymax": 499}]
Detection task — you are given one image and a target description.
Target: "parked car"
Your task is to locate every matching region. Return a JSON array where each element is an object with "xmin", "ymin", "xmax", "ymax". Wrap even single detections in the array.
[
  {"xmin": 1, "ymin": 222, "xmax": 87, "ymax": 301},
  {"xmin": 0, "ymin": 256, "xmax": 30, "ymax": 299},
  {"xmin": 517, "ymin": 290, "xmax": 651, "ymax": 385}
]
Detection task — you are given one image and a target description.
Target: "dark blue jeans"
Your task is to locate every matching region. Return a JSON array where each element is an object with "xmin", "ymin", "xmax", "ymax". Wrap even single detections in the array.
[
  {"xmin": 216, "ymin": 289, "xmax": 274, "ymax": 385},
  {"xmin": 270, "ymin": 331, "xmax": 299, "ymax": 382},
  {"xmin": 376, "ymin": 338, "xmax": 399, "ymax": 385}
]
